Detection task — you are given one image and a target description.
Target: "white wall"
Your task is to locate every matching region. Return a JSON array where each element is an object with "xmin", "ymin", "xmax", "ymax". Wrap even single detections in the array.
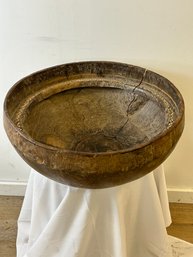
[{"xmin": 1, "ymin": 0, "xmax": 193, "ymax": 200}]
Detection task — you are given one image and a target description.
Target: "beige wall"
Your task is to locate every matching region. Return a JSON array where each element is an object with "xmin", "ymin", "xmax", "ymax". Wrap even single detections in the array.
[{"xmin": 0, "ymin": 0, "xmax": 192, "ymax": 196}]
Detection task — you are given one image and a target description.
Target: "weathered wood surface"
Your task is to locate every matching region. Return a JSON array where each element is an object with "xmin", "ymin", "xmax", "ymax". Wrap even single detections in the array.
[
  {"xmin": 4, "ymin": 62, "xmax": 184, "ymax": 188},
  {"xmin": 23, "ymin": 86, "xmax": 174, "ymax": 152}
]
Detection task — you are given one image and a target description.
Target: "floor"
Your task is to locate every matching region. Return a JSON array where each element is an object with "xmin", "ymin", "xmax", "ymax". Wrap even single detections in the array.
[
  {"xmin": 0, "ymin": 196, "xmax": 23, "ymax": 257},
  {"xmin": 167, "ymin": 203, "xmax": 193, "ymax": 244},
  {"xmin": 0, "ymin": 196, "xmax": 193, "ymax": 257}
]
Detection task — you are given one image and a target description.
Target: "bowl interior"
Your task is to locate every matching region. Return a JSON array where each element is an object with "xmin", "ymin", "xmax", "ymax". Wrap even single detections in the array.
[
  {"xmin": 5, "ymin": 62, "xmax": 182, "ymax": 154},
  {"xmin": 20, "ymin": 81, "xmax": 177, "ymax": 153}
]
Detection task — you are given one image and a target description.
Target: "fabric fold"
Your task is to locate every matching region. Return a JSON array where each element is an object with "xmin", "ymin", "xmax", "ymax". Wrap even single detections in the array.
[{"xmin": 17, "ymin": 166, "xmax": 172, "ymax": 257}]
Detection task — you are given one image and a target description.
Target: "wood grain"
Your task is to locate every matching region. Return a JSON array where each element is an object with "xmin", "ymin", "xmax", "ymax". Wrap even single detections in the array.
[
  {"xmin": 167, "ymin": 224, "xmax": 193, "ymax": 244},
  {"xmin": 167, "ymin": 203, "xmax": 193, "ymax": 244},
  {"xmin": 0, "ymin": 196, "xmax": 23, "ymax": 257},
  {"xmin": 4, "ymin": 61, "xmax": 185, "ymax": 188},
  {"xmin": 0, "ymin": 240, "xmax": 16, "ymax": 257},
  {"xmin": 169, "ymin": 203, "xmax": 193, "ymax": 225}
]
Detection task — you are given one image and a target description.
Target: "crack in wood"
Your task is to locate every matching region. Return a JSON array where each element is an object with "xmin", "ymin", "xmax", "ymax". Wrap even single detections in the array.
[
  {"xmin": 114, "ymin": 69, "xmax": 147, "ymax": 137},
  {"xmin": 126, "ymin": 69, "xmax": 147, "ymax": 115},
  {"xmin": 72, "ymin": 69, "xmax": 148, "ymax": 150}
]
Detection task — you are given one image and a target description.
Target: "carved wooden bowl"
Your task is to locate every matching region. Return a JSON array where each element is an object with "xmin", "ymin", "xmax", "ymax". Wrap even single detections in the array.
[{"xmin": 4, "ymin": 61, "xmax": 184, "ymax": 188}]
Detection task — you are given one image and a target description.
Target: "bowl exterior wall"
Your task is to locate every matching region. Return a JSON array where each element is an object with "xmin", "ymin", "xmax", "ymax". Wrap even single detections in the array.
[{"xmin": 3, "ymin": 109, "xmax": 184, "ymax": 188}]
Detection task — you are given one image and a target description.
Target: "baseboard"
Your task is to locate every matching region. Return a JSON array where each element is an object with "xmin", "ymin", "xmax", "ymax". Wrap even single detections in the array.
[
  {"xmin": 167, "ymin": 188, "xmax": 193, "ymax": 204},
  {"xmin": 0, "ymin": 181, "xmax": 27, "ymax": 196},
  {"xmin": 0, "ymin": 182, "xmax": 193, "ymax": 203}
]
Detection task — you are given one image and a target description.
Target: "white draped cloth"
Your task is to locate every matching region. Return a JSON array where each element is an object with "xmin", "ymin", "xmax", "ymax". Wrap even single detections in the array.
[{"xmin": 17, "ymin": 166, "xmax": 173, "ymax": 257}]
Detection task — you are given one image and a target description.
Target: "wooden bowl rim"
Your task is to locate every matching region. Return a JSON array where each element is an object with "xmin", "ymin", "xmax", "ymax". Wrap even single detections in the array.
[{"xmin": 4, "ymin": 61, "xmax": 185, "ymax": 156}]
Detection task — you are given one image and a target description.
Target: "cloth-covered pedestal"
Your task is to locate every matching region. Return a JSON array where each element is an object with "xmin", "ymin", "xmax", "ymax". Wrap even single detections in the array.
[{"xmin": 17, "ymin": 166, "xmax": 173, "ymax": 257}]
